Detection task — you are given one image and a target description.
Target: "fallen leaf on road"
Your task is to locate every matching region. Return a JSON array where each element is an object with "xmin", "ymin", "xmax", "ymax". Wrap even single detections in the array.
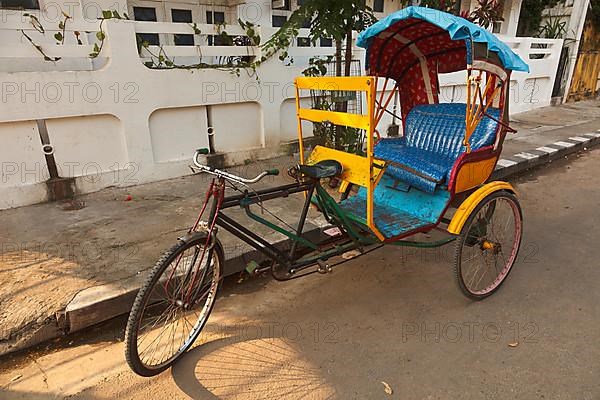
[
  {"xmin": 381, "ymin": 381, "xmax": 393, "ymax": 395},
  {"xmin": 10, "ymin": 375, "xmax": 22, "ymax": 382},
  {"xmin": 508, "ymin": 341, "xmax": 519, "ymax": 347},
  {"xmin": 342, "ymin": 250, "xmax": 361, "ymax": 260}
]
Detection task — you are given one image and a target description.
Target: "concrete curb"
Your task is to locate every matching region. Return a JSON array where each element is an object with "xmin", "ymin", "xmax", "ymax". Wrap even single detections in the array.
[
  {"xmin": 11, "ymin": 130, "xmax": 600, "ymax": 354},
  {"xmin": 60, "ymin": 222, "xmax": 326, "ymax": 335},
  {"xmin": 491, "ymin": 131, "xmax": 600, "ymax": 180}
]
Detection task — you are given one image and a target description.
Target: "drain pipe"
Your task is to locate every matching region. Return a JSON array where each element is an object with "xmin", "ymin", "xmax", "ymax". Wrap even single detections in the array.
[
  {"xmin": 36, "ymin": 119, "xmax": 59, "ymax": 179},
  {"xmin": 36, "ymin": 119, "xmax": 75, "ymax": 201},
  {"xmin": 204, "ymin": 105, "xmax": 225, "ymax": 168},
  {"xmin": 206, "ymin": 105, "xmax": 215, "ymax": 154}
]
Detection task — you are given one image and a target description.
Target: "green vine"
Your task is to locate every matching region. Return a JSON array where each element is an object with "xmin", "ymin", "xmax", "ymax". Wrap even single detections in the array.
[
  {"xmin": 21, "ymin": 13, "xmax": 60, "ymax": 62},
  {"xmin": 20, "ymin": 7, "xmax": 287, "ymax": 77},
  {"xmin": 90, "ymin": 10, "xmax": 130, "ymax": 58},
  {"xmin": 54, "ymin": 12, "xmax": 71, "ymax": 44},
  {"xmin": 20, "ymin": 9, "xmax": 116, "ymax": 61},
  {"xmin": 139, "ymin": 18, "xmax": 263, "ymax": 78}
]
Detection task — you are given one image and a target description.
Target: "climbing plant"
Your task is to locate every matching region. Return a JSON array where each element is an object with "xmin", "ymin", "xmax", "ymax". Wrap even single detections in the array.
[
  {"xmin": 469, "ymin": 0, "xmax": 505, "ymax": 29},
  {"xmin": 516, "ymin": 0, "xmax": 560, "ymax": 36},
  {"xmin": 419, "ymin": 0, "xmax": 505, "ymax": 29},
  {"xmin": 264, "ymin": 0, "xmax": 377, "ymax": 77},
  {"xmin": 536, "ymin": 12, "xmax": 568, "ymax": 38},
  {"xmin": 19, "ymin": 8, "xmax": 263, "ymax": 76},
  {"xmin": 138, "ymin": 19, "xmax": 262, "ymax": 76}
]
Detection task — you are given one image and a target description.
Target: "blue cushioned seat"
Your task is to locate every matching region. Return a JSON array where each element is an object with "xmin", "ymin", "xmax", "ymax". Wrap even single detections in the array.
[{"xmin": 375, "ymin": 103, "xmax": 500, "ymax": 193}]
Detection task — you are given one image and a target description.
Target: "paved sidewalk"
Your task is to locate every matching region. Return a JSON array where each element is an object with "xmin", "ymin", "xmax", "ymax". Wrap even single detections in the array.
[{"xmin": 1, "ymin": 100, "xmax": 599, "ymax": 356}]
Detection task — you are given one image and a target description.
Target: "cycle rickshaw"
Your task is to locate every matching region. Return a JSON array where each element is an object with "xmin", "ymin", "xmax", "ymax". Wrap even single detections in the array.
[{"xmin": 125, "ymin": 6, "xmax": 529, "ymax": 377}]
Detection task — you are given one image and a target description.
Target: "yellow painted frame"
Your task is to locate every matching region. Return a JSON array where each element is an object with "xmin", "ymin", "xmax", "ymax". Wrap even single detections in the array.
[
  {"xmin": 307, "ymin": 145, "xmax": 385, "ymax": 188},
  {"xmin": 447, "ymin": 181, "xmax": 516, "ymax": 234},
  {"xmin": 294, "ymin": 76, "xmax": 384, "ymax": 240},
  {"xmin": 465, "ymin": 70, "xmax": 501, "ymax": 153}
]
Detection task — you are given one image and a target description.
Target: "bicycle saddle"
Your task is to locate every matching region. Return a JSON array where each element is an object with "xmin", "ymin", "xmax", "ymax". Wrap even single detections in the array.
[{"xmin": 298, "ymin": 160, "xmax": 343, "ymax": 179}]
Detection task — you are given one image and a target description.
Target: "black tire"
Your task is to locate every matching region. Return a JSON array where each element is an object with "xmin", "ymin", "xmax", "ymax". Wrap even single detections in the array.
[
  {"xmin": 125, "ymin": 232, "xmax": 223, "ymax": 377},
  {"xmin": 454, "ymin": 190, "xmax": 522, "ymax": 300}
]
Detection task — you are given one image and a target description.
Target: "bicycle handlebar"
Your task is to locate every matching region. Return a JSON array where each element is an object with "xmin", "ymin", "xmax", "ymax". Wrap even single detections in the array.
[{"xmin": 193, "ymin": 148, "xmax": 279, "ymax": 184}]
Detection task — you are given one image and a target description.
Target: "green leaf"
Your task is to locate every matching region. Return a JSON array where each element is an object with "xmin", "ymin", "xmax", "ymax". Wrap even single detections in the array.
[
  {"xmin": 144, "ymin": 61, "xmax": 154, "ymax": 67},
  {"xmin": 112, "ymin": 10, "xmax": 121, "ymax": 19},
  {"xmin": 58, "ymin": 21, "xmax": 64, "ymax": 29},
  {"xmin": 93, "ymin": 43, "xmax": 100, "ymax": 52},
  {"xmin": 102, "ymin": 10, "xmax": 112, "ymax": 19},
  {"xmin": 54, "ymin": 32, "xmax": 63, "ymax": 42},
  {"xmin": 142, "ymin": 41, "xmax": 150, "ymax": 48},
  {"xmin": 96, "ymin": 31, "xmax": 105, "ymax": 41}
]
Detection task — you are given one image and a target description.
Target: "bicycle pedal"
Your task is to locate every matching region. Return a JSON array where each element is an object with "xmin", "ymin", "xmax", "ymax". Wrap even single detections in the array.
[{"xmin": 317, "ymin": 260, "xmax": 332, "ymax": 274}]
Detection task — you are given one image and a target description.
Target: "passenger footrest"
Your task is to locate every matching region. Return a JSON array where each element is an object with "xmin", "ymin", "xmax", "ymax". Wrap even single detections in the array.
[
  {"xmin": 339, "ymin": 194, "xmax": 430, "ymax": 239},
  {"xmin": 338, "ymin": 174, "xmax": 452, "ymax": 239}
]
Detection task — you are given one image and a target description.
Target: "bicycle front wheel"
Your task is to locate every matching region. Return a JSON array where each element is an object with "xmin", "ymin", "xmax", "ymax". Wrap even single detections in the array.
[
  {"xmin": 125, "ymin": 232, "xmax": 223, "ymax": 376},
  {"xmin": 454, "ymin": 191, "xmax": 523, "ymax": 300}
]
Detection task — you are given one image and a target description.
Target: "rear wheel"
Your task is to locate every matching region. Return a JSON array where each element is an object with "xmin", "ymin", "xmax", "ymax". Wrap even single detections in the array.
[
  {"xmin": 125, "ymin": 232, "xmax": 222, "ymax": 376},
  {"xmin": 454, "ymin": 191, "xmax": 522, "ymax": 300}
]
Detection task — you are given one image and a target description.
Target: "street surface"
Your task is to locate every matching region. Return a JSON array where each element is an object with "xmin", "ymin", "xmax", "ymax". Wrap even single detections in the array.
[{"xmin": 1, "ymin": 149, "xmax": 599, "ymax": 399}]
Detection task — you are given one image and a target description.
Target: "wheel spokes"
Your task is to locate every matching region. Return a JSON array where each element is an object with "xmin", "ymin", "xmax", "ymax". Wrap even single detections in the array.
[
  {"xmin": 135, "ymin": 243, "xmax": 219, "ymax": 369},
  {"xmin": 460, "ymin": 196, "xmax": 521, "ymax": 295}
]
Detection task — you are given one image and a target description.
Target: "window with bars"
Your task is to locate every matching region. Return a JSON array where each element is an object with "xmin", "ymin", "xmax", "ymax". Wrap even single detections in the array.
[
  {"xmin": 207, "ymin": 11, "xmax": 227, "ymax": 46},
  {"xmin": 320, "ymin": 37, "xmax": 333, "ymax": 47},
  {"xmin": 0, "ymin": 0, "xmax": 39, "ymax": 9},
  {"xmin": 272, "ymin": 0, "xmax": 290, "ymax": 10},
  {"xmin": 134, "ymin": 6, "xmax": 159, "ymax": 46},
  {"xmin": 172, "ymin": 9, "xmax": 194, "ymax": 46},
  {"xmin": 272, "ymin": 14, "xmax": 287, "ymax": 27},
  {"xmin": 373, "ymin": 0, "xmax": 384, "ymax": 13},
  {"xmin": 297, "ymin": 37, "xmax": 310, "ymax": 47}
]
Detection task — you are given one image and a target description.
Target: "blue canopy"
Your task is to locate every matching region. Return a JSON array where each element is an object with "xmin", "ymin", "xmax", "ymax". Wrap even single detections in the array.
[{"xmin": 356, "ymin": 6, "xmax": 529, "ymax": 73}]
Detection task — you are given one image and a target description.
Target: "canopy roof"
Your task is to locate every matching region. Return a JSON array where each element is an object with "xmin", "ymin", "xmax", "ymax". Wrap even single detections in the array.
[{"xmin": 356, "ymin": 6, "xmax": 529, "ymax": 75}]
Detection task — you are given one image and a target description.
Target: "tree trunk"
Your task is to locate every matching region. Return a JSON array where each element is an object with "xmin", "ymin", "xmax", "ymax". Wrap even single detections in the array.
[
  {"xmin": 334, "ymin": 38, "xmax": 343, "ymax": 149},
  {"xmin": 344, "ymin": 29, "xmax": 352, "ymax": 77},
  {"xmin": 335, "ymin": 38, "xmax": 343, "ymax": 77}
]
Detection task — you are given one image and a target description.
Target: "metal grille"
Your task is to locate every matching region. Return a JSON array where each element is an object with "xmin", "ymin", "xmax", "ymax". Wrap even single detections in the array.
[{"xmin": 308, "ymin": 59, "xmax": 365, "ymax": 154}]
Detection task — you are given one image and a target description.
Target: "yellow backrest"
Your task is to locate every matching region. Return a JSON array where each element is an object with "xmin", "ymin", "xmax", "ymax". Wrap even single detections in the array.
[
  {"xmin": 307, "ymin": 145, "xmax": 385, "ymax": 188},
  {"xmin": 294, "ymin": 76, "xmax": 385, "ymax": 240}
]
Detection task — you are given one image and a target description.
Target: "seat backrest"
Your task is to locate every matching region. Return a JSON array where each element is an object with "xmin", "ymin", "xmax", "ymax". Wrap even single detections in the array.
[{"xmin": 403, "ymin": 103, "xmax": 500, "ymax": 159}]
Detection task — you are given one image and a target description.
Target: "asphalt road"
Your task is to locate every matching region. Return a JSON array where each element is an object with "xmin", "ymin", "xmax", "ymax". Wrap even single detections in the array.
[{"xmin": 1, "ymin": 149, "xmax": 599, "ymax": 400}]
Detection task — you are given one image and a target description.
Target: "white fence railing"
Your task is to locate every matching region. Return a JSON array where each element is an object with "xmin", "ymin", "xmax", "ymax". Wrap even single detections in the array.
[
  {"xmin": 436, "ymin": 36, "xmax": 564, "ymax": 115},
  {"xmin": 0, "ymin": 16, "xmax": 264, "ymax": 72}
]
